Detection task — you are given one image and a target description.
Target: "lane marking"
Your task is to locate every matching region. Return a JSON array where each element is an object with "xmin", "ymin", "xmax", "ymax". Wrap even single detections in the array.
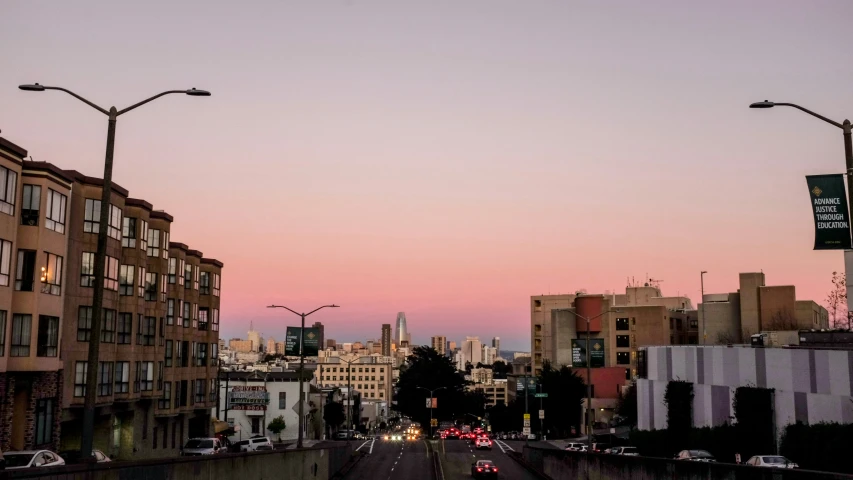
[
  {"xmin": 369, "ymin": 438, "xmax": 376, "ymax": 454},
  {"xmin": 355, "ymin": 439, "xmax": 372, "ymax": 452},
  {"xmin": 495, "ymin": 440, "xmax": 515, "ymax": 453}
]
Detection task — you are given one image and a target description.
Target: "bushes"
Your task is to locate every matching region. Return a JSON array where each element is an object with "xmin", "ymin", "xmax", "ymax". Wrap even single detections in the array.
[
  {"xmin": 629, "ymin": 425, "xmax": 738, "ymax": 461},
  {"xmin": 781, "ymin": 422, "xmax": 853, "ymax": 473},
  {"xmin": 663, "ymin": 380, "xmax": 694, "ymax": 446},
  {"xmin": 732, "ymin": 386, "xmax": 775, "ymax": 456}
]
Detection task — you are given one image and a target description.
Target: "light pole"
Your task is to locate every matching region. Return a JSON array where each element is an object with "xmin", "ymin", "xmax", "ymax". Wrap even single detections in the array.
[
  {"xmin": 700, "ymin": 271, "xmax": 707, "ymax": 344},
  {"xmin": 562, "ymin": 308, "xmax": 621, "ymax": 453},
  {"xmin": 335, "ymin": 357, "xmax": 358, "ymax": 439},
  {"xmin": 268, "ymin": 304, "xmax": 339, "ymax": 448},
  {"xmin": 18, "ymin": 83, "xmax": 210, "ymax": 458},
  {"xmin": 416, "ymin": 386, "xmax": 446, "ymax": 437}
]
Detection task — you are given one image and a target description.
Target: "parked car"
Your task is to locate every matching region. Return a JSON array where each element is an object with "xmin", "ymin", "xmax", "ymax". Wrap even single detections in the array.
[
  {"xmin": 565, "ymin": 442, "xmax": 586, "ymax": 452},
  {"xmin": 59, "ymin": 449, "xmax": 111, "ymax": 464},
  {"xmin": 745, "ymin": 455, "xmax": 798, "ymax": 468},
  {"xmin": 610, "ymin": 446, "xmax": 639, "ymax": 456},
  {"xmin": 590, "ymin": 443, "xmax": 611, "ymax": 453},
  {"xmin": 181, "ymin": 438, "xmax": 224, "ymax": 456},
  {"xmin": 471, "ymin": 459, "xmax": 499, "ymax": 478},
  {"xmin": 675, "ymin": 450, "xmax": 715, "ymax": 462},
  {"xmin": 234, "ymin": 436, "xmax": 272, "ymax": 452},
  {"xmin": 4, "ymin": 450, "xmax": 65, "ymax": 470},
  {"xmin": 475, "ymin": 437, "xmax": 493, "ymax": 450}
]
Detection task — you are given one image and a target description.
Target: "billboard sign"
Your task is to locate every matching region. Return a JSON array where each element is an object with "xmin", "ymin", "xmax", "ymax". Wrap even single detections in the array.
[{"xmin": 227, "ymin": 386, "xmax": 269, "ymax": 411}]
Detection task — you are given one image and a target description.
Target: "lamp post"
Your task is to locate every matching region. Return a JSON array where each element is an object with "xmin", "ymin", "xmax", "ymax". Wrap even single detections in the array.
[
  {"xmin": 18, "ymin": 83, "xmax": 210, "ymax": 458},
  {"xmin": 335, "ymin": 357, "xmax": 359, "ymax": 439},
  {"xmin": 562, "ymin": 308, "xmax": 621, "ymax": 454},
  {"xmin": 267, "ymin": 304, "xmax": 338, "ymax": 448},
  {"xmin": 700, "ymin": 271, "xmax": 707, "ymax": 344},
  {"xmin": 750, "ymin": 101, "xmax": 853, "ymax": 303},
  {"xmin": 416, "ymin": 386, "xmax": 446, "ymax": 437}
]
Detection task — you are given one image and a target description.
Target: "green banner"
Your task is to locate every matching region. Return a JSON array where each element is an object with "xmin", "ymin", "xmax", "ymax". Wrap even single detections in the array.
[
  {"xmin": 285, "ymin": 327, "xmax": 321, "ymax": 356},
  {"xmin": 572, "ymin": 338, "xmax": 605, "ymax": 367},
  {"xmin": 806, "ymin": 175, "xmax": 852, "ymax": 250}
]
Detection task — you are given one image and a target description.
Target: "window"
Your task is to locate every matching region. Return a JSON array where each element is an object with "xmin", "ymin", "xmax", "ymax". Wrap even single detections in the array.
[
  {"xmin": 119, "ymin": 264, "xmax": 134, "ymax": 295},
  {"xmin": 165, "ymin": 340, "xmax": 173, "ymax": 367},
  {"xmin": 105, "ymin": 256, "xmax": 118, "ymax": 290},
  {"xmin": 0, "ymin": 239, "xmax": 11, "ymax": 286},
  {"xmin": 168, "ymin": 258, "xmax": 178, "ymax": 284},
  {"xmin": 159, "ymin": 317, "xmax": 165, "ymax": 346},
  {"xmin": 37, "ymin": 315, "xmax": 59, "ymax": 357},
  {"xmin": 190, "ymin": 342, "xmax": 196, "ymax": 366},
  {"xmin": 34, "ymin": 398, "xmax": 53, "ymax": 446},
  {"xmin": 213, "ymin": 273, "xmax": 221, "ymax": 296},
  {"xmin": 0, "ymin": 311, "xmax": 6, "ymax": 355},
  {"xmin": 139, "ymin": 219, "xmax": 148, "ymax": 251},
  {"xmin": 616, "ymin": 335, "xmax": 630, "ymax": 348},
  {"xmin": 159, "ymin": 382, "xmax": 171, "ymax": 409},
  {"xmin": 147, "ymin": 228, "xmax": 160, "ymax": 257},
  {"xmin": 100, "ymin": 310, "xmax": 115, "ymax": 343},
  {"xmin": 77, "ymin": 307, "xmax": 92, "ymax": 341},
  {"xmin": 166, "ymin": 299, "xmax": 175, "ymax": 325},
  {"xmin": 180, "ymin": 341, "xmax": 189, "ymax": 367},
  {"xmin": 41, "ymin": 252, "xmax": 62, "ymax": 295},
  {"xmin": 212, "ymin": 309, "xmax": 219, "ymax": 332},
  {"xmin": 200, "ymin": 271, "xmax": 210, "ymax": 294},
  {"xmin": 115, "ymin": 361, "xmax": 130, "ymax": 393},
  {"xmin": 108, "ymin": 204, "xmax": 122, "ymax": 240},
  {"xmin": 196, "ymin": 343, "xmax": 207, "ymax": 366},
  {"xmin": 210, "ymin": 379, "xmax": 216, "ymax": 401},
  {"xmin": 251, "ymin": 417, "xmax": 260, "ymax": 435},
  {"xmin": 192, "ymin": 303, "xmax": 197, "ymax": 328},
  {"xmin": 157, "ymin": 362, "xmax": 163, "ymax": 390},
  {"xmin": 210, "ymin": 342, "xmax": 218, "ymax": 366},
  {"xmin": 144, "ymin": 272, "xmax": 157, "ymax": 301},
  {"xmin": 178, "ymin": 379, "xmax": 187, "ymax": 407},
  {"xmin": 184, "ymin": 263, "xmax": 192, "ymax": 287},
  {"xmin": 74, "ymin": 362, "xmax": 87, "ymax": 397},
  {"xmin": 163, "ymin": 232, "xmax": 169, "ymax": 259},
  {"xmin": 138, "ymin": 267, "xmax": 146, "ymax": 297},
  {"xmin": 160, "ymin": 274, "xmax": 167, "ymax": 302},
  {"xmin": 195, "ymin": 379, "xmax": 205, "ymax": 404},
  {"xmin": 84, "ymin": 199, "xmax": 100, "ymax": 233},
  {"xmin": 21, "ymin": 184, "xmax": 40, "ymax": 226},
  {"xmin": 45, "ymin": 189, "xmax": 66, "ymax": 233},
  {"xmin": 0, "ymin": 165, "xmax": 17, "ymax": 215},
  {"xmin": 616, "ymin": 318, "xmax": 630, "ymax": 331},
  {"xmin": 80, "ymin": 252, "xmax": 95, "ymax": 287},
  {"xmin": 15, "ymin": 250, "xmax": 36, "ymax": 291},
  {"xmin": 98, "ymin": 362, "xmax": 113, "ymax": 396},
  {"xmin": 135, "ymin": 361, "xmax": 154, "ymax": 391},
  {"xmin": 193, "ymin": 266, "xmax": 199, "ymax": 290},
  {"xmin": 182, "ymin": 301, "xmax": 190, "ymax": 328},
  {"xmin": 616, "ymin": 352, "xmax": 630, "ymax": 365},
  {"xmin": 11, "ymin": 314, "xmax": 31, "ymax": 356},
  {"xmin": 122, "ymin": 217, "xmax": 136, "ymax": 248},
  {"xmin": 117, "ymin": 313, "xmax": 132, "ymax": 344},
  {"xmin": 199, "ymin": 308, "xmax": 209, "ymax": 331},
  {"xmin": 279, "ymin": 391, "xmax": 286, "ymax": 409},
  {"xmin": 137, "ymin": 316, "xmax": 155, "ymax": 346}
]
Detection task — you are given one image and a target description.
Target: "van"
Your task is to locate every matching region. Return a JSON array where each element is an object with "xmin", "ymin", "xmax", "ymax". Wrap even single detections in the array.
[{"xmin": 234, "ymin": 436, "xmax": 273, "ymax": 452}]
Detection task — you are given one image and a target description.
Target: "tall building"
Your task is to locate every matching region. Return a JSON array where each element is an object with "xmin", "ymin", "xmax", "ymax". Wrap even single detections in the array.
[
  {"xmin": 492, "ymin": 337, "xmax": 500, "ymax": 355},
  {"xmin": 431, "ymin": 336, "xmax": 447, "ymax": 355},
  {"xmin": 380, "ymin": 324, "xmax": 391, "ymax": 356},
  {"xmin": 312, "ymin": 321, "xmax": 325, "ymax": 349},
  {"xmin": 326, "ymin": 338, "xmax": 337, "ymax": 349},
  {"xmin": 247, "ymin": 322, "xmax": 260, "ymax": 352},
  {"xmin": 462, "ymin": 336, "xmax": 483, "ymax": 367},
  {"xmin": 267, "ymin": 337, "xmax": 277, "ymax": 354},
  {"xmin": 482, "ymin": 346, "xmax": 497, "ymax": 365},
  {"xmin": 395, "ymin": 312, "xmax": 407, "ymax": 345}
]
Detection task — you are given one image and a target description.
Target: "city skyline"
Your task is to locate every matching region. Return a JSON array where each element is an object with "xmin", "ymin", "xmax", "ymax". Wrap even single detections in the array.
[{"xmin": 4, "ymin": 1, "xmax": 853, "ymax": 350}]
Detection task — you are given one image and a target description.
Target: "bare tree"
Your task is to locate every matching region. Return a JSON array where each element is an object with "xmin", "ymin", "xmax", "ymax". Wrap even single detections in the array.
[
  {"xmin": 826, "ymin": 271, "xmax": 848, "ymax": 329},
  {"xmin": 763, "ymin": 308, "xmax": 800, "ymax": 331},
  {"xmin": 715, "ymin": 331, "xmax": 740, "ymax": 345}
]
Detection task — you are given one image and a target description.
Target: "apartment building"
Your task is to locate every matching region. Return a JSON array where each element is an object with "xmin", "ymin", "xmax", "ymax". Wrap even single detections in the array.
[
  {"xmin": 316, "ymin": 356, "xmax": 392, "ymax": 402},
  {"xmin": 430, "ymin": 335, "xmax": 446, "ymax": 356},
  {"xmin": 0, "ymin": 136, "xmax": 223, "ymax": 458},
  {"xmin": 229, "ymin": 339, "xmax": 253, "ymax": 353}
]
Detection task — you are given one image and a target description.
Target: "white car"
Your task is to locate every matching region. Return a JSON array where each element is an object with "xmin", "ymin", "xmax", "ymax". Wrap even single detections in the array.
[
  {"xmin": 235, "ymin": 436, "xmax": 273, "ymax": 452},
  {"xmin": 565, "ymin": 442, "xmax": 586, "ymax": 451},
  {"xmin": 611, "ymin": 446, "xmax": 639, "ymax": 456},
  {"xmin": 4, "ymin": 450, "xmax": 65, "ymax": 470},
  {"xmin": 745, "ymin": 455, "xmax": 798, "ymax": 468},
  {"xmin": 475, "ymin": 437, "xmax": 492, "ymax": 450},
  {"xmin": 181, "ymin": 438, "xmax": 224, "ymax": 456}
]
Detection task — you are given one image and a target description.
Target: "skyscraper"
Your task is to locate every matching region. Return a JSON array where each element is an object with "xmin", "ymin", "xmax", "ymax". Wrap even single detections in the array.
[
  {"xmin": 312, "ymin": 321, "xmax": 325, "ymax": 349},
  {"xmin": 431, "ymin": 336, "xmax": 447, "ymax": 355},
  {"xmin": 381, "ymin": 324, "xmax": 392, "ymax": 356},
  {"xmin": 395, "ymin": 312, "xmax": 408, "ymax": 345},
  {"xmin": 247, "ymin": 321, "xmax": 261, "ymax": 352},
  {"xmin": 462, "ymin": 336, "xmax": 483, "ymax": 367},
  {"xmin": 492, "ymin": 337, "xmax": 501, "ymax": 356}
]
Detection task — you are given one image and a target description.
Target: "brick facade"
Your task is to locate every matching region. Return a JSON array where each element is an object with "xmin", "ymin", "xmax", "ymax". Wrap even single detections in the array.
[{"xmin": 0, "ymin": 373, "xmax": 13, "ymax": 452}]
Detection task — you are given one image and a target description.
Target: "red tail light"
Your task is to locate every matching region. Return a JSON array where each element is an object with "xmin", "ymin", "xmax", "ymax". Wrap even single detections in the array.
[
  {"xmin": 477, "ymin": 468, "xmax": 483, "ymax": 472},
  {"xmin": 492, "ymin": 468, "xmax": 498, "ymax": 472}
]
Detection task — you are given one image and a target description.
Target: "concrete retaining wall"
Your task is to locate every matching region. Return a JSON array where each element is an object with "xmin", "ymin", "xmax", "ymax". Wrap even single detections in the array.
[
  {"xmin": 1, "ymin": 444, "xmax": 353, "ymax": 480},
  {"xmin": 522, "ymin": 446, "xmax": 853, "ymax": 480}
]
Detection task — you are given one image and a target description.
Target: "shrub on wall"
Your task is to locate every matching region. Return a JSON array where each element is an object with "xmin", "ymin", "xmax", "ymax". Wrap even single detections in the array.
[
  {"xmin": 732, "ymin": 386, "xmax": 775, "ymax": 458},
  {"xmin": 663, "ymin": 380, "xmax": 694, "ymax": 445},
  {"xmin": 781, "ymin": 422, "xmax": 853, "ymax": 474}
]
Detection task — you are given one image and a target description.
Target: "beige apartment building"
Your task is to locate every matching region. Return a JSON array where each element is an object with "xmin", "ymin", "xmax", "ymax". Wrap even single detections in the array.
[
  {"xmin": 431, "ymin": 335, "xmax": 446, "ymax": 356},
  {"xmin": 316, "ymin": 356, "xmax": 392, "ymax": 402},
  {"xmin": 0, "ymin": 135, "xmax": 223, "ymax": 458},
  {"xmin": 228, "ymin": 338, "xmax": 253, "ymax": 353},
  {"xmin": 469, "ymin": 379, "xmax": 508, "ymax": 407}
]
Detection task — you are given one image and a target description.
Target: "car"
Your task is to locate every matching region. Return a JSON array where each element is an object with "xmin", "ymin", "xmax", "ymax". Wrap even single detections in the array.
[
  {"xmin": 59, "ymin": 449, "xmax": 111, "ymax": 464},
  {"xmin": 565, "ymin": 442, "xmax": 586, "ymax": 452},
  {"xmin": 4, "ymin": 450, "xmax": 65, "ymax": 470},
  {"xmin": 181, "ymin": 438, "xmax": 224, "ymax": 456},
  {"xmin": 675, "ymin": 450, "xmax": 715, "ymax": 462},
  {"xmin": 475, "ymin": 437, "xmax": 493, "ymax": 450},
  {"xmin": 610, "ymin": 446, "xmax": 639, "ymax": 456},
  {"xmin": 471, "ymin": 459, "xmax": 499, "ymax": 478},
  {"xmin": 745, "ymin": 455, "xmax": 798, "ymax": 468},
  {"xmin": 590, "ymin": 443, "xmax": 611, "ymax": 453},
  {"xmin": 383, "ymin": 433, "xmax": 403, "ymax": 441},
  {"xmin": 234, "ymin": 436, "xmax": 273, "ymax": 452},
  {"xmin": 445, "ymin": 429, "xmax": 460, "ymax": 439}
]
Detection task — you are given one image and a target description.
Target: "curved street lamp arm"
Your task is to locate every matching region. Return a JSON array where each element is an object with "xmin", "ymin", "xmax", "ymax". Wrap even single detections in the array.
[
  {"xmin": 774, "ymin": 102, "xmax": 843, "ymax": 129},
  {"xmin": 268, "ymin": 304, "xmax": 301, "ymax": 316},
  {"xmin": 117, "ymin": 90, "xmax": 187, "ymax": 116},
  {"xmin": 306, "ymin": 305, "xmax": 336, "ymax": 316},
  {"xmin": 41, "ymin": 86, "xmax": 109, "ymax": 115}
]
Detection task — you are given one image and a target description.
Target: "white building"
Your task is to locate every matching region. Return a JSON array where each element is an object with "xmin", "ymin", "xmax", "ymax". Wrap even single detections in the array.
[
  {"xmin": 482, "ymin": 346, "xmax": 497, "ymax": 365},
  {"xmin": 462, "ymin": 336, "xmax": 483, "ymax": 367}
]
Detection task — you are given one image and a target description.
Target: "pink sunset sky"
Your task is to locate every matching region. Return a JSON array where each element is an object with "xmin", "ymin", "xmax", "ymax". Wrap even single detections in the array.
[{"xmin": 3, "ymin": 1, "xmax": 853, "ymax": 350}]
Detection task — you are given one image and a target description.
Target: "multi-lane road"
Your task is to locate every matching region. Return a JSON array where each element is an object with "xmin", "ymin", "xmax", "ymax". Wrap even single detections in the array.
[{"xmin": 342, "ymin": 437, "xmax": 550, "ymax": 480}]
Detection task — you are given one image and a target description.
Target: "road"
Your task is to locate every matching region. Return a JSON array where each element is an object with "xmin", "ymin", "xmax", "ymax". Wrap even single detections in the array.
[{"xmin": 342, "ymin": 437, "xmax": 544, "ymax": 480}]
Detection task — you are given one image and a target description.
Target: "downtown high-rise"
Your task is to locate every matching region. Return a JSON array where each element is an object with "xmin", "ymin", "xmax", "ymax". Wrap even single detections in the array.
[
  {"xmin": 395, "ymin": 312, "xmax": 408, "ymax": 345},
  {"xmin": 380, "ymin": 323, "xmax": 391, "ymax": 356}
]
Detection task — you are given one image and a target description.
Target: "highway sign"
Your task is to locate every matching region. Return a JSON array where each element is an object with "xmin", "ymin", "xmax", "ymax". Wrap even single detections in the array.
[{"xmin": 534, "ymin": 393, "xmax": 548, "ymax": 398}]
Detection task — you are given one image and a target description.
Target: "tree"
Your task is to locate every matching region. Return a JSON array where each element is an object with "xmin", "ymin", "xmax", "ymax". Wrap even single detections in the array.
[
  {"xmin": 492, "ymin": 361, "xmax": 511, "ymax": 379},
  {"xmin": 267, "ymin": 415, "xmax": 286, "ymax": 441},
  {"xmin": 616, "ymin": 383, "xmax": 638, "ymax": 429},
  {"xmin": 395, "ymin": 346, "xmax": 469, "ymax": 428},
  {"xmin": 323, "ymin": 402, "xmax": 346, "ymax": 431},
  {"xmin": 537, "ymin": 361, "xmax": 586, "ymax": 437},
  {"xmin": 763, "ymin": 308, "xmax": 800, "ymax": 331},
  {"xmin": 263, "ymin": 353, "xmax": 283, "ymax": 363},
  {"xmin": 826, "ymin": 271, "xmax": 849, "ymax": 329},
  {"xmin": 379, "ymin": 421, "xmax": 387, "ymax": 431}
]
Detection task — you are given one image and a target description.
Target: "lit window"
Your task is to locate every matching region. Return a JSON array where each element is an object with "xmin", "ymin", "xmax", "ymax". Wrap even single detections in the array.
[{"xmin": 40, "ymin": 252, "xmax": 62, "ymax": 295}]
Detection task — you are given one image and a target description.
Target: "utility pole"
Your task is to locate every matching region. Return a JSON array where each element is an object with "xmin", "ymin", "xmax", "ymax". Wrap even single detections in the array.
[{"xmin": 700, "ymin": 271, "xmax": 707, "ymax": 344}]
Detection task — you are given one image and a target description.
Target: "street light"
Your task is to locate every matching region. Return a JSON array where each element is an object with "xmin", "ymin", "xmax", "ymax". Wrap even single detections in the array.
[
  {"xmin": 268, "ymin": 304, "xmax": 339, "ymax": 448},
  {"xmin": 18, "ymin": 82, "xmax": 210, "ymax": 459},
  {"xmin": 415, "ymin": 386, "xmax": 446, "ymax": 437},
  {"xmin": 562, "ymin": 308, "xmax": 621, "ymax": 454},
  {"xmin": 700, "ymin": 271, "xmax": 707, "ymax": 344}
]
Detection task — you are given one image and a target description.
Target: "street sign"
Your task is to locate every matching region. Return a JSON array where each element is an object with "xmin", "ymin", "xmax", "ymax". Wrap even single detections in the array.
[
  {"xmin": 431, "ymin": 419, "xmax": 438, "ymax": 427},
  {"xmin": 523, "ymin": 413, "xmax": 530, "ymax": 420},
  {"xmin": 538, "ymin": 410, "xmax": 545, "ymax": 419},
  {"xmin": 534, "ymin": 393, "xmax": 548, "ymax": 398},
  {"xmin": 523, "ymin": 419, "xmax": 530, "ymax": 427},
  {"xmin": 522, "ymin": 427, "xmax": 531, "ymax": 436}
]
